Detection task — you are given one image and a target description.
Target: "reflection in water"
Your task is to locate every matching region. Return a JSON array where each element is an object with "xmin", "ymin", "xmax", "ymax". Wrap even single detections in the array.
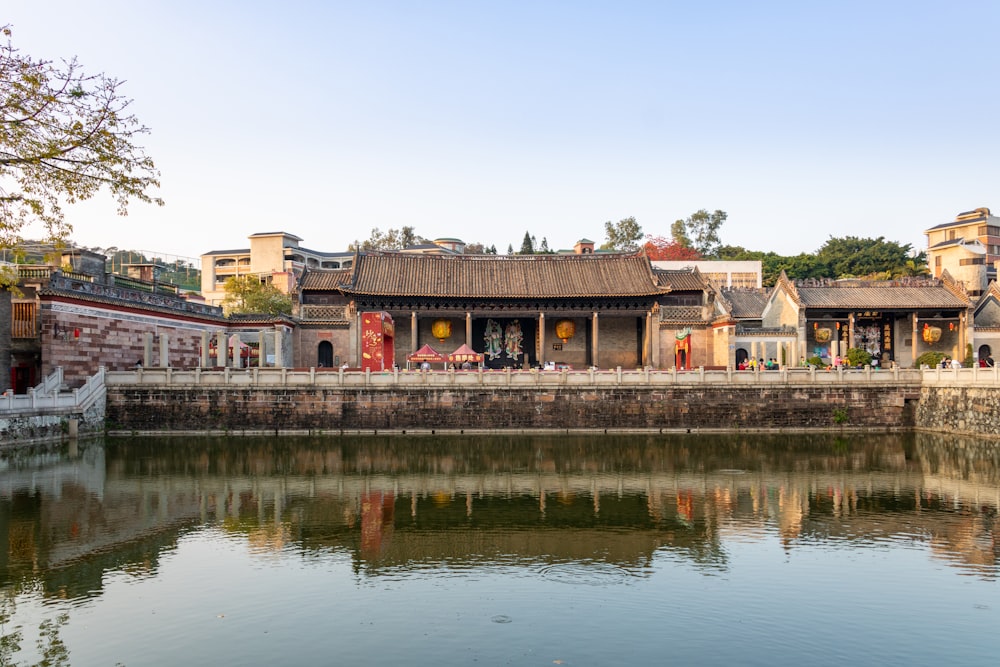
[
  {"xmin": 1, "ymin": 433, "xmax": 999, "ymax": 666},
  {"xmin": 2, "ymin": 432, "xmax": 998, "ymax": 600}
]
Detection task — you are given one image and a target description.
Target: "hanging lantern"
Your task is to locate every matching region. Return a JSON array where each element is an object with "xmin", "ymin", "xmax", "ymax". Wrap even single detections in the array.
[
  {"xmin": 431, "ymin": 318, "xmax": 452, "ymax": 342},
  {"xmin": 554, "ymin": 319, "xmax": 576, "ymax": 343},
  {"xmin": 922, "ymin": 323, "xmax": 942, "ymax": 344}
]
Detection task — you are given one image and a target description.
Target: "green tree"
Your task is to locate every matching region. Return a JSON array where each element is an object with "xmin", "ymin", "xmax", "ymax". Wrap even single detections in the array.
[
  {"xmin": 816, "ymin": 236, "xmax": 917, "ymax": 278},
  {"xmin": 0, "ymin": 26, "xmax": 162, "ymax": 269},
  {"xmin": 519, "ymin": 231, "xmax": 535, "ymax": 254},
  {"xmin": 674, "ymin": 209, "xmax": 726, "ymax": 257},
  {"xmin": 349, "ymin": 226, "xmax": 420, "ymax": 251},
  {"xmin": 670, "ymin": 219, "xmax": 692, "ymax": 249},
  {"xmin": 222, "ymin": 276, "xmax": 292, "ymax": 316},
  {"xmin": 602, "ymin": 216, "xmax": 643, "ymax": 251}
]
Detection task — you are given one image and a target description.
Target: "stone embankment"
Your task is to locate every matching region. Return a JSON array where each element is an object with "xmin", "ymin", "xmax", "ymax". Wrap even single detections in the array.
[{"xmin": 103, "ymin": 367, "xmax": 927, "ymax": 434}]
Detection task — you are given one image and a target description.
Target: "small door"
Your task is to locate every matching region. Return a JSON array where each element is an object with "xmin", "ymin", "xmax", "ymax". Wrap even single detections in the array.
[{"xmin": 318, "ymin": 341, "xmax": 334, "ymax": 368}]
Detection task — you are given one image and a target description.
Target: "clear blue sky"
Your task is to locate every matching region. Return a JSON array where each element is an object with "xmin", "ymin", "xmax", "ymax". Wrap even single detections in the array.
[{"xmin": 6, "ymin": 1, "xmax": 999, "ymax": 260}]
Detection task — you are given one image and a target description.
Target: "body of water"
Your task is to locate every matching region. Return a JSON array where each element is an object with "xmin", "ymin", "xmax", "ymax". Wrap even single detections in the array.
[{"xmin": 1, "ymin": 433, "xmax": 998, "ymax": 666}]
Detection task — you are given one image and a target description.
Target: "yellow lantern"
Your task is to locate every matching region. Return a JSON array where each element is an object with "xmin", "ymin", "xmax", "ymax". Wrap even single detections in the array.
[
  {"xmin": 554, "ymin": 319, "xmax": 576, "ymax": 343},
  {"xmin": 431, "ymin": 318, "xmax": 452, "ymax": 342}
]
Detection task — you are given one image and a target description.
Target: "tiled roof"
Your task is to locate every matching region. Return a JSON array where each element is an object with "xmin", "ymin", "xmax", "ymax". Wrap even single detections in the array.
[
  {"xmin": 300, "ymin": 269, "xmax": 352, "ymax": 290},
  {"xmin": 332, "ymin": 251, "xmax": 668, "ymax": 298},
  {"xmin": 721, "ymin": 288, "xmax": 770, "ymax": 318},
  {"xmin": 652, "ymin": 268, "xmax": 707, "ymax": 291},
  {"xmin": 796, "ymin": 284, "xmax": 969, "ymax": 309}
]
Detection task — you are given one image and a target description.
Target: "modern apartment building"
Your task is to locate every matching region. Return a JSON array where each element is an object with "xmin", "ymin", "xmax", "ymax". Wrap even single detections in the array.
[{"xmin": 925, "ymin": 207, "xmax": 1000, "ymax": 297}]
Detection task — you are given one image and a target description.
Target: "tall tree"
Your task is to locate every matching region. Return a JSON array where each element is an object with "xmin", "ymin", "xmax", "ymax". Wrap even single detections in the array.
[
  {"xmin": 673, "ymin": 210, "xmax": 726, "ymax": 257},
  {"xmin": 643, "ymin": 235, "xmax": 701, "ymax": 261},
  {"xmin": 670, "ymin": 219, "xmax": 692, "ymax": 249},
  {"xmin": 221, "ymin": 276, "xmax": 293, "ymax": 316},
  {"xmin": 602, "ymin": 216, "xmax": 643, "ymax": 251},
  {"xmin": 0, "ymin": 25, "xmax": 162, "ymax": 265},
  {"xmin": 519, "ymin": 231, "xmax": 535, "ymax": 254}
]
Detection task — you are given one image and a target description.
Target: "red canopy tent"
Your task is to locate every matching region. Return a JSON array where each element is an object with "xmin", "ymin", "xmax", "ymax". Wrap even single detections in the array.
[
  {"xmin": 407, "ymin": 344, "xmax": 446, "ymax": 368},
  {"xmin": 448, "ymin": 344, "xmax": 484, "ymax": 366}
]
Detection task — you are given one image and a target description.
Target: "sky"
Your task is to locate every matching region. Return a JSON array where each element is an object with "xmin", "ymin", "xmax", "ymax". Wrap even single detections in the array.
[{"xmin": 5, "ymin": 1, "xmax": 1000, "ymax": 261}]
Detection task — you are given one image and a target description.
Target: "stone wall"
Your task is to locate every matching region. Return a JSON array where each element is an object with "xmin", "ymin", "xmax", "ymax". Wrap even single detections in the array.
[
  {"xmin": 105, "ymin": 383, "xmax": 918, "ymax": 433},
  {"xmin": 915, "ymin": 386, "xmax": 1000, "ymax": 436}
]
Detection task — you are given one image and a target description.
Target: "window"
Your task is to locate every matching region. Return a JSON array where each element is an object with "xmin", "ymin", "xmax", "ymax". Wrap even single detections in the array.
[{"xmin": 960, "ymin": 258, "xmax": 984, "ymax": 265}]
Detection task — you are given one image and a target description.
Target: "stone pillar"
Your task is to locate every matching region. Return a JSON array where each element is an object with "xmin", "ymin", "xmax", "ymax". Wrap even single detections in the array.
[
  {"xmin": 959, "ymin": 311, "xmax": 967, "ymax": 361},
  {"xmin": 538, "ymin": 313, "xmax": 546, "ymax": 366},
  {"xmin": 591, "ymin": 312, "xmax": 599, "ymax": 368},
  {"xmin": 216, "ymin": 331, "xmax": 227, "ymax": 368},
  {"xmin": 848, "ymin": 312, "xmax": 855, "ymax": 352},
  {"xmin": 411, "ymin": 311, "xmax": 418, "ymax": 353},
  {"xmin": 200, "ymin": 331, "xmax": 210, "ymax": 368},
  {"xmin": 274, "ymin": 328, "xmax": 284, "ymax": 368},
  {"xmin": 912, "ymin": 314, "xmax": 919, "ymax": 365},
  {"xmin": 143, "ymin": 332, "xmax": 154, "ymax": 367},
  {"xmin": 466, "ymin": 312, "xmax": 472, "ymax": 347},
  {"xmin": 258, "ymin": 330, "xmax": 266, "ymax": 367},
  {"xmin": 158, "ymin": 333, "xmax": 169, "ymax": 368},
  {"xmin": 644, "ymin": 312, "xmax": 653, "ymax": 367}
]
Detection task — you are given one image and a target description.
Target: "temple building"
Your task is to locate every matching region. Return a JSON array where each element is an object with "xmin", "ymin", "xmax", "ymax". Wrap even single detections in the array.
[{"xmin": 296, "ymin": 250, "xmax": 700, "ymax": 370}]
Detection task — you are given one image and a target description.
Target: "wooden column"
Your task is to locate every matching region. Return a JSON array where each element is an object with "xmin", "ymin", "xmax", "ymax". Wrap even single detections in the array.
[
  {"xmin": 592, "ymin": 312, "xmax": 599, "ymax": 368},
  {"xmin": 538, "ymin": 313, "xmax": 546, "ymax": 366},
  {"xmin": 912, "ymin": 314, "xmax": 919, "ymax": 365},
  {"xmin": 411, "ymin": 311, "xmax": 418, "ymax": 354},
  {"xmin": 466, "ymin": 312, "xmax": 472, "ymax": 346}
]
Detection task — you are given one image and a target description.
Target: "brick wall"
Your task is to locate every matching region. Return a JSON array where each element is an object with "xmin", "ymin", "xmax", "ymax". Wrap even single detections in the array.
[
  {"xmin": 40, "ymin": 304, "xmax": 213, "ymax": 387},
  {"xmin": 106, "ymin": 384, "xmax": 916, "ymax": 433}
]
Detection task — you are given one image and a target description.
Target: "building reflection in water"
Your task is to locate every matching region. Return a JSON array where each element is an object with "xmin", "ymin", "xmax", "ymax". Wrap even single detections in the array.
[{"xmin": 1, "ymin": 432, "xmax": 997, "ymax": 601}]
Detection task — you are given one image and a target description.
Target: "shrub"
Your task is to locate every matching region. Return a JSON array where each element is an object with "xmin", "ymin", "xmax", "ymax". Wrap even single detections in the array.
[
  {"xmin": 806, "ymin": 355, "xmax": 825, "ymax": 368},
  {"xmin": 845, "ymin": 347, "xmax": 872, "ymax": 367},
  {"xmin": 915, "ymin": 351, "xmax": 947, "ymax": 368}
]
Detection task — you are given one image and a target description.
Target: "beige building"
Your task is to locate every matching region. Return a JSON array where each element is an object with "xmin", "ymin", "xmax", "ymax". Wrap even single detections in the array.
[
  {"xmin": 200, "ymin": 232, "xmax": 355, "ymax": 306},
  {"xmin": 925, "ymin": 207, "xmax": 1000, "ymax": 297},
  {"xmin": 652, "ymin": 260, "xmax": 762, "ymax": 288}
]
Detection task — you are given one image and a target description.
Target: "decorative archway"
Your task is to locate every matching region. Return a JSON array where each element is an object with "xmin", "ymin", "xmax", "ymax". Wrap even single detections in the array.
[
  {"xmin": 318, "ymin": 341, "xmax": 333, "ymax": 368},
  {"xmin": 735, "ymin": 348, "xmax": 749, "ymax": 369},
  {"xmin": 978, "ymin": 344, "xmax": 992, "ymax": 367}
]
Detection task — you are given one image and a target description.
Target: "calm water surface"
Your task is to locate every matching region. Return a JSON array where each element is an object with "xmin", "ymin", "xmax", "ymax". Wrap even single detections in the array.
[{"xmin": 1, "ymin": 433, "xmax": 998, "ymax": 666}]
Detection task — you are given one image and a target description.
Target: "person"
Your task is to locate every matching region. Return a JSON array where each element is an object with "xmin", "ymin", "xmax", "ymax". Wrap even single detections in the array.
[
  {"xmin": 951, "ymin": 357, "xmax": 962, "ymax": 369},
  {"xmin": 986, "ymin": 354, "xmax": 995, "ymax": 368},
  {"xmin": 420, "ymin": 361, "xmax": 430, "ymax": 371},
  {"xmin": 462, "ymin": 360, "xmax": 472, "ymax": 370}
]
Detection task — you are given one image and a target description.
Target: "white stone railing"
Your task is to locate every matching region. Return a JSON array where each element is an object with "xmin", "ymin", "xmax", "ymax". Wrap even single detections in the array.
[
  {"xmin": 98, "ymin": 365, "xmax": 980, "ymax": 389},
  {"xmin": 0, "ymin": 367, "xmax": 106, "ymax": 414}
]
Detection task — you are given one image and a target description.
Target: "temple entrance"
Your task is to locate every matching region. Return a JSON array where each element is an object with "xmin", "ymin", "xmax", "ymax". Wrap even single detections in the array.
[
  {"xmin": 735, "ymin": 348, "xmax": 749, "ymax": 369},
  {"xmin": 979, "ymin": 344, "xmax": 993, "ymax": 366},
  {"xmin": 318, "ymin": 341, "xmax": 333, "ymax": 368},
  {"xmin": 472, "ymin": 317, "xmax": 537, "ymax": 369}
]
